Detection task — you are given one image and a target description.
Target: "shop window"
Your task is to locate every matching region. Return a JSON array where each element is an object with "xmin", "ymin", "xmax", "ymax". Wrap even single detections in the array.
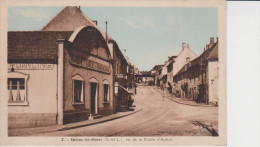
[
  {"xmin": 8, "ymin": 72, "xmax": 29, "ymax": 106},
  {"xmin": 72, "ymin": 75, "xmax": 84, "ymax": 104}
]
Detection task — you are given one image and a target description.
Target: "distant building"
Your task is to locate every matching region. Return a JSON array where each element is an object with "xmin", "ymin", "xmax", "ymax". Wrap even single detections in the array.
[
  {"xmin": 134, "ymin": 67, "xmax": 140, "ymax": 75},
  {"xmin": 158, "ymin": 61, "xmax": 168, "ymax": 87},
  {"xmin": 173, "ymin": 37, "xmax": 219, "ymax": 105},
  {"xmin": 172, "ymin": 43, "xmax": 197, "ymax": 77},
  {"xmin": 158, "ymin": 43, "xmax": 197, "ymax": 93},
  {"xmin": 151, "ymin": 64, "xmax": 164, "ymax": 86}
]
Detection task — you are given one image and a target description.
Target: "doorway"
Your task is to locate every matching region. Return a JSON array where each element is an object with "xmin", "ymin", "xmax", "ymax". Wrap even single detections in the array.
[{"xmin": 90, "ymin": 82, "xmax": 97, "ymax": 114}]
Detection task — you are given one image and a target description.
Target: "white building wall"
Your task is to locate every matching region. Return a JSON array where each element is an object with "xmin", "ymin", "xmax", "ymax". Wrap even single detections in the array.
[
  {"xmin": 172, "ymin": 44, "xmax": 197, "ymax": 77},
  {"xmin": 8, "ymin": 64, "xmax": 58, "ymax": 114},
  {"xmin": 162, "ymin": 65, "xmax": 167, "ymax": 76},
  {"xmin": 208, "ymin": 61, "xmax": 219, "ymax": 104}
]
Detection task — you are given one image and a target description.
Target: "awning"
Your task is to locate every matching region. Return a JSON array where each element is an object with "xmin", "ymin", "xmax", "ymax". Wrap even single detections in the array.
[{"xmin": 119, "ymin": 85, "xmax": 134, "ymax": 95}]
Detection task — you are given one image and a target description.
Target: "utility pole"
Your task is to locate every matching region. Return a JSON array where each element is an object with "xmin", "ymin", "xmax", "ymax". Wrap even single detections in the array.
[{"xmin": 106, "ymin": 21, "xmax": 108, "ymax": 43}]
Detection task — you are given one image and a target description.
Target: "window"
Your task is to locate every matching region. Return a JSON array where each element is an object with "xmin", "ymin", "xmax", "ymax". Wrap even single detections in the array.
[
  {"xmin": 8, "ymin": 71, "xmax": 29, "ymax": 106},
  {"xmin": 8, "ymin": 78, "xmax": 25, "ymax": 101},
  {"xmin": 72, "ymin": 75, "xmax": 84, "ymax": 104},
  {"xmin": 8, "ymin": 78, "xmax": 25, "ymax": 90},
  {"xmin": 103, "ymin": 80, "xmax": 110, "ymax": 103},
  {"xmin": 104, "ymin": 84, "xmax": 109, "ymax": 102}
]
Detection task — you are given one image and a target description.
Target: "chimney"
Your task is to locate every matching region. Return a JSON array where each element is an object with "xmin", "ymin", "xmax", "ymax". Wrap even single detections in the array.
[
  {"xmin": 186, "ymin": 57, "xmax": 190, "ymax": 64},
  {"xmin": 210, "ymin": 37, "xmax": 214, "ymax": 44},
  {"xmin": 209, "ymin": 37, "xmax": 214, "ymax": 47},
  {"xmin": 92, "ymin": 20, "xmax": 98, "ymax": 25},
  {"xmin": 182, "ymin": 43, "xmax": 186, "ymax": 50},
  {"xmin": 216, "ymin": 37, "xmax": 219, "ymax": 42},
  {"xmin": 206, "ymin": 45, "xmax": 209, "ymax": 50}
]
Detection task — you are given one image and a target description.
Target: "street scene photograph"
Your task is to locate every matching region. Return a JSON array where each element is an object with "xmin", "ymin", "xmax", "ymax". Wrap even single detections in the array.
[{"xmin": 6, "ymin": 6, "xmax": 220, "ymax": 138}]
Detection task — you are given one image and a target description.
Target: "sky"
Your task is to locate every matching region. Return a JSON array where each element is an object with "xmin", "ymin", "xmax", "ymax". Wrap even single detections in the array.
[{"xmin": 8, "ymin": 7, "xmax": 218, "ymax": 71}]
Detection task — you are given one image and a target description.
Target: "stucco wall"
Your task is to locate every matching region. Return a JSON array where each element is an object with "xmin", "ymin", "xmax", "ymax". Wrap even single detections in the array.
[
  {"xmin": 63, "ymin": 49, "xmax": 113, "ymax": 123},
  {"xmin": 208, "ymin": 61, "xmax": 219, "ymax": 104},
  {"xmin": 8, "ymin": 64, "xmax": 58, "ymax": 129},
  {"xmin": 172, "ymin": 47, "xmax": 197, "ymax": 76}
]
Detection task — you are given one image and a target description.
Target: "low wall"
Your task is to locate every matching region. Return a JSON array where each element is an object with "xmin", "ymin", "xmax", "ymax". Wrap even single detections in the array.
[{"xmin": 8, "ymin": 113, "xmax": 57, "ymax": 129}]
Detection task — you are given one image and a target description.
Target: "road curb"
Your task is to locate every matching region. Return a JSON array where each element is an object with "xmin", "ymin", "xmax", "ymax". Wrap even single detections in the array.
[
  {"xmin": 152, "ymin": 86, "xmax": 217, "ymax": 107},
  {"xmin": 9, "ymin": 107, "xmax": 143, "ymax": 136},
  {"xmin": 59, "ymin": 107, "xmax": 143, "ymax": 131}
]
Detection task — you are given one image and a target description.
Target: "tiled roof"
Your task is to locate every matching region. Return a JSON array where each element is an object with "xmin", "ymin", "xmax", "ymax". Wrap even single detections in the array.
[
  {"xmin": 42, "ymin": 6, "xmax": 96, "ymax": 31},
  {"xmin": 175, "ymin": 41, "xmax": 218, "ymax": 75},
  {"xmin": 42, "ymin": 6, "xmax": 111, "ymax": 41},
  {"xmin": 8, "ymin": 31, "xmax": 73, "ymax": 63},
  {"xmin": 208, "ymin": 43, "xmax": 218, "ymax": 60}
]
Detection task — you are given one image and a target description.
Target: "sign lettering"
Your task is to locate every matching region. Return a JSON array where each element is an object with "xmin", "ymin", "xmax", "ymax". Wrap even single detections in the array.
[
  {"xmin": 69, "ymin": 54, "xmax": 111, "ymax": 74},
  {"xmin": 8, "ymin": 64, "xmax": 54, "ymax": 70}
]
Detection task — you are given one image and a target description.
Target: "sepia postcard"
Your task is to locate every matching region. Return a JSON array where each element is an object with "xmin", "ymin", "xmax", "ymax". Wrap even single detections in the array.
[{"xmin": 0, "ymin": 0, "xmax": 227, "ymax": 146}]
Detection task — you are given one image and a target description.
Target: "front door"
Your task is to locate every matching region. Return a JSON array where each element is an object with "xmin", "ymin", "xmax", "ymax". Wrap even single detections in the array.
[
  {"xmin": 90, "ymin": 82, "xmax": 97, "ymax": 114},
  {"xmin": 198, "ymin": 84, "xmax": 206, "ymax": 103}
]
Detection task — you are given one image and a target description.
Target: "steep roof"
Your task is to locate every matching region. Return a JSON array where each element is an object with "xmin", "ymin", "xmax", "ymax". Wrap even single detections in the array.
[
  {"xmin": 41, "ymin": 6, "xmax": 111, "ymax": 41},
  {"xmin": 42, "ymin": 6, "xmax": 96, "ymax": 31},
  {"xmin": 175, "ymin": 41, "xmax": 218, "ymax": 75},
  {"xmin": 8, "ymin": 31, "xmax": 73, "ymax": 63},
  {"xmin": 208, "ymin": 43, "xmax": 218, "ymax": 60}
]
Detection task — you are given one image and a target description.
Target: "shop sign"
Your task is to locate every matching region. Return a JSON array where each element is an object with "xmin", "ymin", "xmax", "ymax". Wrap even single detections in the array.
[
  {"xmin": 69, "ymin": 54, "xmax": 111, "ymax": 74},
  {"xmin": 8, "ymin": 64, "xmax": 54, "ymax": 70}
]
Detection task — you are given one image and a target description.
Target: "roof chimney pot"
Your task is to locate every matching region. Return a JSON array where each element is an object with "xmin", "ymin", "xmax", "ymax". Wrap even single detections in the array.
[
  {"xmin": 92, "ymin": 20, "xmax": 98, "ymax": 25},
  {"xmin": 182, "ymin": 43, "xmax": 186, "ymax": 50},
  {"xmin": 186, "ymin": 57, "xmax": 190, "ymax": 64},
  {"xmin": 210, "ymin": 37, "xmax": 214, "ymax": 43}
]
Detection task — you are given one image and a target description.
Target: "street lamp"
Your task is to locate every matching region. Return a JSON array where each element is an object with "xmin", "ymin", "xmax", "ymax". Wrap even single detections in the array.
[{"xmin": 115, "ymin": 82, "xmax": 119, "ymax": 96}]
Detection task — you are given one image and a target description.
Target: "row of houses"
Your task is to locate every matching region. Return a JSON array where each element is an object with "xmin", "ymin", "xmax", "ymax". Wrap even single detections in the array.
[
  {"xmin": 151, "ymin": 37, "xmax": 219, "ymax": 105},
  {"xmin": 7, "ymin": 6, "xmax": 137, "ymax": 129}
]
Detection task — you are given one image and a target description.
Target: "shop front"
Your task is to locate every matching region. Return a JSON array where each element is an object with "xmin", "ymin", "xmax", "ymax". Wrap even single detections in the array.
[
  {"xmin": 61, "ymin": 26, "xmax": 114, "ymax": 124},
  {"xmin": 8, "ymin": 26, "xmax": 114, "ymax": 128}
]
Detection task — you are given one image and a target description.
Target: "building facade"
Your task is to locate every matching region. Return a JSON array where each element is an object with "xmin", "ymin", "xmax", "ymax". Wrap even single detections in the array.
[
  {"xmin": 150, "ymin": 65, "xmax": 163, "ymax": 86},
  {"xmin": 173, "ymin": 38, "xmax": 219, "ymax": 105},
  {"xmin": 8, "ymin": 6, "xmax": 117, "ymax": 129},
  {"xmin": 108, "ymin": 39, "xmax": 134, "ymax": 112}
]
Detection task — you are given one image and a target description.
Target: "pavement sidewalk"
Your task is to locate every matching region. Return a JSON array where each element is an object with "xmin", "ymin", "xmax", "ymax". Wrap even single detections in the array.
[
  {"xmin": 152, "ymin": 86, "xmax": 217, "ymax": 107},
  {"xmin": 9, "ymin": 106, "xmax": 143, "ymax": 136}
]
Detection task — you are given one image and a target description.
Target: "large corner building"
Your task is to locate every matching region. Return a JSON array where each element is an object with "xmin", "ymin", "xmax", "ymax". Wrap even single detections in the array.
[{"xmin": 8, "ymin": 7, "xmax": 115, "ymax": 129}]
